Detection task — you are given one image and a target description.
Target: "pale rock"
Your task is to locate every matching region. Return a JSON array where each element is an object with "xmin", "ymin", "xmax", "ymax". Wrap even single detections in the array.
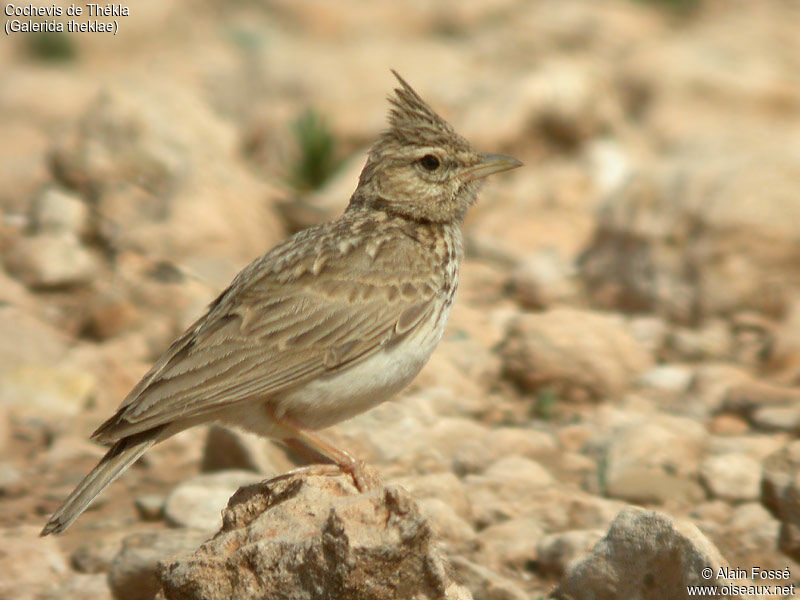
[
  {"xmin": 134, "ymin": 495, "xmax": 165, "ymax": 522},
  {"xmin": 201, "ymin": 425, "xmax": 291, "ymax": 475},
  {"xmin": 727, "ymin": 502, "xmax": 781, "ymax": 554},
  {"xmin": 70, "ymin": 532, "xmax": 129, "ymax": 574},
  {"xmin": 626, "ymin": 315, "xmax": 669, "ymax": 358},
  {"xmin": 449, "ymin": 556, "xmax": 529, "ymax": 600},
  {"xmin": 509, "ymin": 249, "xmax": 578, "ymax": 309},
  {"xmin": 604, "ymin": 414, "xmax": 707, "ymax": 482},
  {"xmin": 6, "ymin": 232, "xmax": 100, "ymax": 289},
  {"xmin": 751, "ymin": 405, "xmax": 800, "ymax": 432},
  {"xmin": 452, "ymin": 427, "xmax": 558, "ymax": 476},
  {"xmin": 707, "ymin": 435, "xmax": 786, "ymax": 463},
  {"xmin": 109, "ymin": 529, "xmax": 210, "ymax": 600},
  {"xmin": 164, "ymin": 470, "xmax": 264, "ymax": 531},
  {"xmin": 31, "ymin": 187, "xmax": 89, "ymax": 235},
  {"xmin": 157, "ymin": 472, "xmax": 469, "ymax": 599},
  {"xmin": 417, "ymin": 497, "xmax": 477, "ymax": 549},
  {"xmin": 391, "ymin": 471, "xmax": 472, "ymax": 521},
  {"xmin": 0, "ymin": 526, "xmax": 70, "ymax": 599},
  {"xmin": 501, "ymin": 308, "xmax": 653, "ymax": 401},
  {"xmin": 669, "ymin": 320, "xmax": 733, "ymax": 362},
  {"xmin": 476, "ymin": 517, "xmax": 544, "ymax": 572},
  {"xmin": 761, "ymin": 441, "xmax": 800, "ymax": 561},
  {"xmin": 580, "ymin": 151, "xmax": 800, "ymax": 322},
  {"xmin": 700, "ymin": 453, "xmax": 762, "ymax": 502},
  {"xmin": 605, "ymin": 467, "xmax": 705, "ymax": 505},
  {"xmin": 50, "ymin": 85, "xmax": 285, "ymax": 267},
  {"xmin": 48, "ymin": 573, "xmax": 112, "ymax": 600},
  {"xmin": 536, "ymin": 529, "xmax": 604, "ymax": 576},
  {"xmin": 635, "ymin": 364, "xmax": 694, "ymax": 394},
  {"xmin": 552, "ymin": 508, "xmax": 741, "ymax": 599},
  {"xmin": 0, "ymin": 364, "xmax": 96, "ymax": 417},
  {"xmin": 0, "ymin": 461, "xmax": 24, "ymax": 496}
]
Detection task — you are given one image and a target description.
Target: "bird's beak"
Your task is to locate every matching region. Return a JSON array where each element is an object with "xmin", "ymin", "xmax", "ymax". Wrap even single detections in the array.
[{"xmin": 462, "ymin": 153, "xmax": 523, "ymax": 182}]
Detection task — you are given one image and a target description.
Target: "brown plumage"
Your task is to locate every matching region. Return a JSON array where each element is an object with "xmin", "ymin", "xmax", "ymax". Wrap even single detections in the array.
[{"xmin": 41, "ymin": 71, "xmax": 521, "ymax": 536}]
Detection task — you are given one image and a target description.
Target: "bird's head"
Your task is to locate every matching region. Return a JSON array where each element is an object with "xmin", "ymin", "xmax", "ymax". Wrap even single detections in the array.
[{"xmin": 351, "ymin": 71, "xmax": 521, "ymax": 223}]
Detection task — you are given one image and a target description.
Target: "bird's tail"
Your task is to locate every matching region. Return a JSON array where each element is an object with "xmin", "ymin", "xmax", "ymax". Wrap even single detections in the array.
[{"xmin": 40, "ymin": 429, "xmax": 162, "ymax": 536}]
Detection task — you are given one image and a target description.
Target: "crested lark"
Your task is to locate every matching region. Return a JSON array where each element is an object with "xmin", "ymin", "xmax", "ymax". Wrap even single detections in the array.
[{"xmin": 42, "ymin": 71, "xmax": 521, "ymax": 535}]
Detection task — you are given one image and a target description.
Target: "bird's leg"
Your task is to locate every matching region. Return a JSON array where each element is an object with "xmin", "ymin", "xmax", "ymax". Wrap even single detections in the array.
[{"xmin": 276, "ymin": 418, "xmax": 377, "ymax": 492}]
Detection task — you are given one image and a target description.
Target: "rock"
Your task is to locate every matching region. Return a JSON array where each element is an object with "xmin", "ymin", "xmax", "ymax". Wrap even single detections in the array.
[
  {"xmin": 0, "ymin": 306, "xmax": 70, "ymax": 375},
  {"xmin": 0, "ymin": 364, "xmax": 96, "ymax": 417},
  {"xmin": 483, "ymin": 455, "xmax": 554, "ymax": 487},
  {"xmin": 449, "ymin": 556, "xmax": 529, "ymax": 600},
  {"xmin": 501, "ymin": 308, "xmax": 652, "ymax": 401},
  {"xmin": 157, "ymin": 471, "xmax": 470, "ymax": 600},
  {"xmin": 201, "ymin": 425, "xmax": 289, "ymax": 475},
  {"xmin": 700, "ymin": 453, "xmax": 762, "ymax": 502},
  {"xmin": 751, "ymin": 405, "xmax": 800, "ymax": 432},
  {"xmin": 476, "ymin": 518, "xmax": 544, "ymax": 572},
  {"xmin": 134, "ymin": 494, "xmax": 165, "ymax": 522},
  {"xmin": 579, "ymin": 151, "xmax": 800, "ymax": 322},
  {"xmin": 49, "ymin": 573, "xmax": 113, "ymax": 600},
  {"xmin": 109, "ymin": 529, "xmax": 210, "ymax": 600},
  {"xmin": 417, "ymin": 497, "xmax": 477, "ymax": 550},
  {"xmin": 31, "ymin": 187, "xmax": 89, "ymax": 236},
  {"xmin": 5, "ymin": 232, "xmax": 101, "ymax": 289},
  {"xmin": 726, "ymin": 502, "xmax": 781, "ymax": 555},
  {"xmin": 761, "ymin": 441, "xmax": 800, "ymax": 561},
  {"xmin": 164, "ymin": 470, "xmax": 264, "ymax": 531},
  {"xmin": 50, "ymin": 85, "xmax": 285, "ymax": 268},
  {"xmin": 509, "ymin": 249, "xmax": 578, "ymax": 309},
  {"xmin": 536, "ymin": 529, "xmax": 604, "ymax": 576},
  {"xmin": 468, "ymin": 480, "xmax": 623, "ymax": 532},
  {"xmin": 668, "ymin": 320, "xmax": 733, "ymax": 362},
  {"xmin": 452, "ymin": 427, "xmax": 558, "ymax": 477},
  {"xmin": 0, "ymin": 461, "xmax": 24, "ymax": 496},
  {"xmin": 71, "ymin": 532, "xmax": 129, "ymax": 574},
  {"xmin": 603, "ymin": 415, "xmax": 707, "ymax": 484},
  {"xmin": 635, "ymin": 364, "xmax": 694, "ymax": 394},
  {"xmin": 391, "ymin": 471, "xmax": 472, "ymax": 522},
  {"xmin": 465, "ymin": 456, "xmax": 555, "ymax": 527},
  {"xmin": 605, "ymin": 467, "xmax": 705, "ymax": 505},
  {"xmin": 0, "ymin": 526, "xmax": 70, "ymax": 599},
  {"xmin": 551, "ymin": 508, "xmax": 742, "ymax": 599},
  {"xmin": 50, "ymin": 573, "xmax": 113, "ymax": 600}
]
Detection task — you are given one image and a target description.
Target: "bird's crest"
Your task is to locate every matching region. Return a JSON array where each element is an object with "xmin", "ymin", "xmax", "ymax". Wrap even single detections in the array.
[{"xmin": 384, "ymin": 70, "xmax": 468, "ymax": 149}]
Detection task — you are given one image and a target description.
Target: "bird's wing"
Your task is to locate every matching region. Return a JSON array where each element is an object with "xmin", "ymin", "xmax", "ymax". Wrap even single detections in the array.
[{"xmin": 91, "ymin": 244, "xmax": 440, "ymax": 444}]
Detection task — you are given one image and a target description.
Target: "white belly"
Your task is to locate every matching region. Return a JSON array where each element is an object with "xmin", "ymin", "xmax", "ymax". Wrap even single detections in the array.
[{"xmin": 274, "ymin": 303, "xmax": 450, "ymax": 430}]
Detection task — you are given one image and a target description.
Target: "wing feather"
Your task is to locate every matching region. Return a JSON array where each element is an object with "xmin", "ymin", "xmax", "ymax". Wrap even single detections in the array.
[{"xmin": 92, "ymin": 269, "xmax": 439, "ymax": 443}]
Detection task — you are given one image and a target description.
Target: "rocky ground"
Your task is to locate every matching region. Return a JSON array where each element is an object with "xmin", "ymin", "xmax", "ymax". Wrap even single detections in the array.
[{"xmin": 2, "ymin": 1, "xmax": 800, "ymax": 599}]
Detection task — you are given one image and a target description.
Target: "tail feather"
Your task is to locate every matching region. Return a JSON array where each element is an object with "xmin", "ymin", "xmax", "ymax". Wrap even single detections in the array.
[{"xmin": 40, "ymin": 429, "xmax": 163, "ymax": 536}]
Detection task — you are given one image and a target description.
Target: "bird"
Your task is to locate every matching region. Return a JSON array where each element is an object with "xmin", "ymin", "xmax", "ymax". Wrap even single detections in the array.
[{"xmin": 41, "ymin": 70, "xmax": 522, "ymax": 536}]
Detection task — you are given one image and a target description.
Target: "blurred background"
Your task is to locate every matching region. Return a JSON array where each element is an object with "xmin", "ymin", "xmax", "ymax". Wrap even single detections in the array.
[{"xmin": 2, "ymin": 1, "xmax": 800, "ymax": 598}]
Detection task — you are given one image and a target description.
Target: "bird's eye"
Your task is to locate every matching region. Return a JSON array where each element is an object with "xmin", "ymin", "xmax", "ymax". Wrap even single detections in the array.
[{"xmin": 419, "ymin": 154, "xmax": 440, "ymax": 171}]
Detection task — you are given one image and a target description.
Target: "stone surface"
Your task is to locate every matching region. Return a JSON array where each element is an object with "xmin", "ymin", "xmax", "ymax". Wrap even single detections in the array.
[
  {"xmin": 0, "ymin": 525, "xmax": 70, "ymax": 599},
  {"xmin": 0, "ymin": 364, "xmax": 96, "ymax": 417},
  {"xmin": 551, "ymin": 508, "xmax": 743, "ymax": 600},
  {"xmin": 449, "ymin": 556, "xmax": 529, "ymax": 600},
  {"xmin": 157, "ymin": 471, "xmax": 471, "ymax": 600},
  {"xmin": 164, "ymin": 470, "xmax": 264, "ymax": 531},
  {"xmin": 201, "ymin": 425, "xmax": 290, "ymax": 475},
  {"xmin": 699, "ymin": 453, "xmax": 762, "ymax": 502},
  {"xmin": 761, "ymin": 441, "xmax": 800, "ymax": 561},
  {"xmin": 109, "ymin": 529, "xmax": 211, "ymax": 600},
  {"xmin": 536, "ymin": 529, "xmax": 604, "ymax": 577},
  {"xmin": 476, "ymin": 517, "xmax": 544, "ymax": 572},
  {"xmin": 31, "ymin": 187, "xmax": 89, "ymax": 236},
  {"xmin": 5, "ymin": 232, "xmax": 100, "ymax": 289},
  {"xmin": 501, "ymin": 308, "xmax": 653, "ymax": 401},
  {"xmin": 580, "ymin": 150, "xmax": 800, "ymax": 322}
]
